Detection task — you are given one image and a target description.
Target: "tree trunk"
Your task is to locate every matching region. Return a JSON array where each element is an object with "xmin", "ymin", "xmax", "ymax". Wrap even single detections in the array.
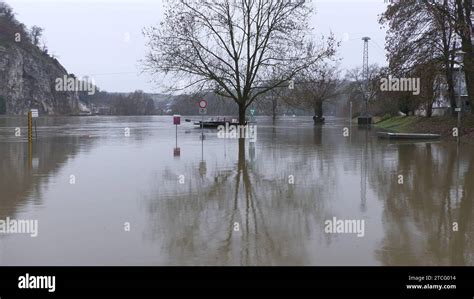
[
  {"xmin": 314, "ymin": 101, "xmax": 323, "ymax": 118},
  {"xmin": 238, "ymin": 138, "xmax": 246, "ymax": 161},
  {"xmin": 445, "ymin": 65, "xmax": 457, "ymax": 116},
  {"xmin": 461, "ymin": 41, "xmax": 473, "ymax": 112},
  {"xmin": 426, "ymin": 102, "xmax": 433, "ymax": 117},
  {"xmin": 313, "ymin": 101, "xmax": 324, "ymax": 124},
  {"xmin": 456, "ymin": 0, "xmax": 474, "ymax": 112},
  {"xmin": 425, "ymin": 78, "xmax": 435, "ymax": 118},
  {"xmin": 238, "ymin": 103, "xmax": 246, "ymax": 125}
]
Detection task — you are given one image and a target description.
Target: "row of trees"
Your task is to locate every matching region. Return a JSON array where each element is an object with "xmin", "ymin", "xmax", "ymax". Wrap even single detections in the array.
[
  {"xmin": 143, "ymin": 0, "xmax": 471, "ymax": 121},
  {"xmin": 79, "ymin": 89, "xmax": 156, "ymax": 115}
]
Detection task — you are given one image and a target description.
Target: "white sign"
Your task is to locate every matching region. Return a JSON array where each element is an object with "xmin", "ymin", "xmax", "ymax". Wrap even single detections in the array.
[
  {"xmin": 455, "ymin": 108, "xmax": 461, "ymax": 112},
  {"xmin": 31, "ymin": 109, "xmax": 39, "ymax": 118},
  {"xmin": 198, "ymin": 100, "xmax": 208, "ymax": 109},
  {"xmin": 199, "ymin": 108, "xmax": 207, "ymax": 115}
]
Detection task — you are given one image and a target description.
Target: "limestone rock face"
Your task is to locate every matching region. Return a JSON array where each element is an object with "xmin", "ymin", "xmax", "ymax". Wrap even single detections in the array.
[{"xmin": 0, "ymin": 42, "xmax": 80, "ymax": 115}]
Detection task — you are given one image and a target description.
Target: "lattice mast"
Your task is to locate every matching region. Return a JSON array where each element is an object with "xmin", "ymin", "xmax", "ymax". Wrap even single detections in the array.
[{"xmin": 362, "ymin": 37, "xmax": 371, "ymax": 116}]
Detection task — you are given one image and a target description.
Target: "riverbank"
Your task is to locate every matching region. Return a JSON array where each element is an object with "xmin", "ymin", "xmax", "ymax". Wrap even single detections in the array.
[{"xmin": 374, "ymin": 115, "xmax": 474, "ymax": 144}]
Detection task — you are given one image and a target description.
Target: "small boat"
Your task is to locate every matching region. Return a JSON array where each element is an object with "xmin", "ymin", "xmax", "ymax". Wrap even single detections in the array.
[
  {"xmin": 194, "ymin": 120, "xmax": 230, "ymax": 128},
  {"xmin": 189, "ymin": 118, "xmax": 244, "ymax": 128},
  {"xmin": 69, "ymin": 111, "xmax": 92, "ymax": 116},
  {"xmin": 377, "ymin": 132, "xmax": 441, "ymax": 139}
]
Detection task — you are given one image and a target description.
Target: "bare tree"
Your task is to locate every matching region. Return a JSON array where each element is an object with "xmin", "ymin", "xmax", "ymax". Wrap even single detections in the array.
[
  {"xmin": 345, "ymin": 64, "xmax": 382, "ymax": 111},
  {"xmin": 254, "ymin": 85, "xmax": 282, "ymax": 121},
  {"xmin": 143, "ymin": 0, "xmax": 337, "ymax": 124},
  {"xmin": 283, "ymin": 62, "xmax": 340, "ymax": 123},
  {"xmin": 30, "ymin": 25, "xmax": 43, "ymax": 47}
]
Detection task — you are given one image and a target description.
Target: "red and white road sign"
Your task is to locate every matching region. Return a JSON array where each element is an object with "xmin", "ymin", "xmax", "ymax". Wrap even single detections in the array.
[{"xmin": 198, "ymin": 99, "xmax": 208, "ymax": 109}]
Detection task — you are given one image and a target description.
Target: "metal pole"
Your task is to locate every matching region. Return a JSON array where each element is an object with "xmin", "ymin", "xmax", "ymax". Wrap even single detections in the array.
[
  {"xmin": 350, "ymin": 101, "xmax": 353, "ymax": 122},
  {"xmin": 175, "ymin": 124, "xmax": 178, "ymax": 148}
]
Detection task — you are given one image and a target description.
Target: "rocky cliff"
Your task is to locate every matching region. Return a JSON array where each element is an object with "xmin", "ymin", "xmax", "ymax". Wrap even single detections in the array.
[{"xmin": 0, "ymin": 4, "xmax": 80, "ymax": 116}]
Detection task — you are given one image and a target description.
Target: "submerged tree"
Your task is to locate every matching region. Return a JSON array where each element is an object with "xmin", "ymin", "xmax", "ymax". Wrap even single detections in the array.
[
  {"xmin": 283, "ymin": 62, "xmax": 341, "ymax": 123},
  {"xmin": 143, "ymin": 0, "xmax": 337, "ymax": 124}
]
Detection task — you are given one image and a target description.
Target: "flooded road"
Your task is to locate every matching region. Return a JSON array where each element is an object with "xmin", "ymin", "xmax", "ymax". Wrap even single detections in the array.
[{"xmin": 0, "ymin": 116, "xmax": 472, "ymax": 266}]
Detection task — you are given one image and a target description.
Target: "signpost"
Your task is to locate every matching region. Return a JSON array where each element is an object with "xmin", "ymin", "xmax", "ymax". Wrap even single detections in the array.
[
  {"xmin": 198, "ymin": 100, "xmax": 208, "ymax": 109},
  {"xmin": 198, "ymin": 100, "xmax": 207, "ymax": 139},
  {"xmin": 30, "ymin": 109, "xmax": 38, "ymax": 139},
  {"xmin": 173, "ymin": 114, "xmax": 181, "ymax": 150}
]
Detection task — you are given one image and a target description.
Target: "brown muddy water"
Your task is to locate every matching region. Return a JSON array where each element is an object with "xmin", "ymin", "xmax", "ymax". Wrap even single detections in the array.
[{"xmin": 0, "ymin": 116, "xmax": 472, "ymax": 265}]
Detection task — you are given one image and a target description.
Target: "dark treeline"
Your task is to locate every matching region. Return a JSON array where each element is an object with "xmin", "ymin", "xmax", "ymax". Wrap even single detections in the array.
[
  {"xmin": 79, "ymin": 90, "xmax": 155, "ymax": 115},
  {"xmin": 167, "ymin": 92, "xmax": 308, "ymax": 117}
]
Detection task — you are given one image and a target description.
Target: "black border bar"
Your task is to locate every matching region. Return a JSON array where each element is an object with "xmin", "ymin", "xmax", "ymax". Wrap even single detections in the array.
[{"xmin": 0, "ymin": 266, "xmax": 472, "ymax": 298}]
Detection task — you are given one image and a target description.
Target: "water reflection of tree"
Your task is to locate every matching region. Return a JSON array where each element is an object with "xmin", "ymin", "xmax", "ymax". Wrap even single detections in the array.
[
  {"xmin": 370, "ymin": 142, "xmax": 473, "ymax": 265},
  {"xmin": 145, "ymin": 127, "xmax": 340, "ymax": 265}
]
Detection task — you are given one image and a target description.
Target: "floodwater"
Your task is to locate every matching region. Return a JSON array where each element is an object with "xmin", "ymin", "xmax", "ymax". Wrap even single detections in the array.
[{"xmin": 0, "ymin": 116, "xmax": 472, "ymax": 266}]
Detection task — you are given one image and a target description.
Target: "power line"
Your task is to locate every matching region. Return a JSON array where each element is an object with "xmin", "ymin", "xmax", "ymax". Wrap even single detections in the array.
[{"xmin": 84, "ymin": 71, "xmax": 139, "ymax": 76}]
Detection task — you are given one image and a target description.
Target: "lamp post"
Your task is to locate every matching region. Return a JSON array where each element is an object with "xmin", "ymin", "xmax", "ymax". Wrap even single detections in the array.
[{"xmin": 456, "ymin": 50, "xmax": 466, "ymax": 144}]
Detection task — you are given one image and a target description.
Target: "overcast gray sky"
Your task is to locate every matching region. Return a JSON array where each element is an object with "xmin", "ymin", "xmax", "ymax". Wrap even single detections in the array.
[{"xmin": 7, "ymin": 0, "xmax": 389, "ymax": 93}]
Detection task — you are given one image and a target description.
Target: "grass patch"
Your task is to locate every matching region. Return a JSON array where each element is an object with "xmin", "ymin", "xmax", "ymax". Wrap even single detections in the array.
[
  {"xmin": 375, "ymin": 116, "xmax": 418, "ymax": 132},
  {"xmin": 375, "ymin": 114, "xmax": 474, "ymax": 144}
]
